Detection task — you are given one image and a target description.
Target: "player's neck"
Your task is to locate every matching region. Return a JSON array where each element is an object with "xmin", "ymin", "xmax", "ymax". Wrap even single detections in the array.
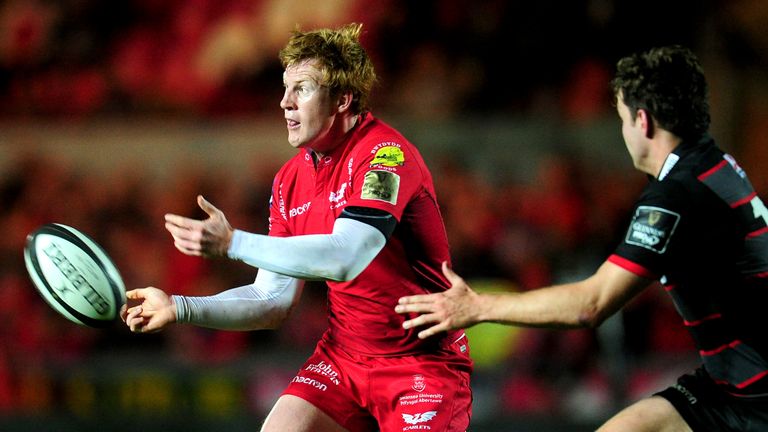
[
  {"xmin": 309, "ymin": 113, "xmax": 360, "ymax": 161},
  {"xmin": 648, "ymin": 132, "xmax": 683, "ymax": 179}
]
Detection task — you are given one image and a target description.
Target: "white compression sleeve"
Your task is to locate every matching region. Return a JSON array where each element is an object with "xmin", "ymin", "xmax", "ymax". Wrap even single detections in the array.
[
  {"xmin": 227, "ymin": 217, "xmax": 386, "ymax": 282},
  {"xmin": 173, "ymin": 269, "xmax": 304, "ymax": 330}
]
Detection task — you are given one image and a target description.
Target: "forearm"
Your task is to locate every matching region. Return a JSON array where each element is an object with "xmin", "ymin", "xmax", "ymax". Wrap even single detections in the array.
[
  {"xmin": 479, "ymin": 262, "xmax": 645, "ymax": 328},
  {"xmin": 478, "ymin": 283, "xmax": 602, "ymax": 328},
  {"xmin": 227, "ymin": 218, "xmax": 385, "ymax": 281},
  {"xmin": 173, "ymin": 269, "xmax": 304, "ymax": 330}
]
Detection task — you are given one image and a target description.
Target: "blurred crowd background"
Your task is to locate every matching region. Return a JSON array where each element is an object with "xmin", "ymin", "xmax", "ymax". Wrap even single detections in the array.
[{"xmin": 1, "ymin": 0, "xmax": 768, "ymax": 430}]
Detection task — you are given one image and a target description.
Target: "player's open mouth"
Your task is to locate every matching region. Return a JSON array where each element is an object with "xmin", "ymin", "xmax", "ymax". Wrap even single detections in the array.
[{"xmin": 286, "ymin": 119, "xmax": 300, "ymax": 129}]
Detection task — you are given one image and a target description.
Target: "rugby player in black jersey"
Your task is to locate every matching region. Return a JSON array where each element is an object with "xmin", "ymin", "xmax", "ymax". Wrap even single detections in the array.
[{"xmin": 397, "ymin": 45, "xmax": 768, "ymax": 431}]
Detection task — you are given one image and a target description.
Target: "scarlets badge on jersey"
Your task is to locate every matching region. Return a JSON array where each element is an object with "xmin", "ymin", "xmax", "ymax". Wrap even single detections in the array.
[{"xmin": 625, "ymin": 206, "xmax": 680, "ymax": 253}]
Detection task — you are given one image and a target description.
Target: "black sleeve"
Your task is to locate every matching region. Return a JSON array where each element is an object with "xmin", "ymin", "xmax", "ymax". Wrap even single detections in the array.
[
  {"xmin": 613, "ymin": 180, "xmax": 687, "ymax": 276},
  {"xmin": 339, "ymin": 206, "xmax": 397, "ymax": 239}
]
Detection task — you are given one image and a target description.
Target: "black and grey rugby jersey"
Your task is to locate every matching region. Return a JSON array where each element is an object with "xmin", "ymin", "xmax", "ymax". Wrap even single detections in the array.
[{"xmin": 608, "ymin": 135, "xmax": 768, "ymax": 395}]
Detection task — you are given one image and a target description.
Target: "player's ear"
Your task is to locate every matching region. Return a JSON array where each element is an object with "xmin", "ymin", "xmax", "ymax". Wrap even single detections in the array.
[
  {"xmin": 337, "ymin": 90, "xmax": 353, "ymax": 113},
  {"xmin": 637, "ymin": 108, "xmax": 655, "ymax": 139}
]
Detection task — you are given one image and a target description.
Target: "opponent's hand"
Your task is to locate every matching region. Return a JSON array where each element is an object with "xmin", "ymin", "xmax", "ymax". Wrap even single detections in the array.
[
  {"xmin": 395, "ymin": 262, "xmax": 482, "ymax": 339},
  {"xmin": 121, "ymin": 287, "xmax": 177, "ymax": 333},
  {"xmin": 164, "ymin": 195, "xmax": 234, "ymax": 257}
]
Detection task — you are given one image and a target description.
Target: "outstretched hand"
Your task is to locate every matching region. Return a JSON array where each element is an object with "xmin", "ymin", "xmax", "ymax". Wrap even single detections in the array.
[
  {"xmin": 121, "ymin": 287, "xmax": 177, "ymax": 333},
  {"xmin": 395, "ymin": 262, "xmax": 483, "ymax": 339},
  {"xmin": 164, "ymin": 195, "xmax": 234, "ymax": 257}
]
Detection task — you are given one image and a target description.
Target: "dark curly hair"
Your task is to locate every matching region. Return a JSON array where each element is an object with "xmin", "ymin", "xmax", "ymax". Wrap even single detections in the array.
[{"xmin": 611, "ymin": 45, "xmax": 710, "ymax": 140}]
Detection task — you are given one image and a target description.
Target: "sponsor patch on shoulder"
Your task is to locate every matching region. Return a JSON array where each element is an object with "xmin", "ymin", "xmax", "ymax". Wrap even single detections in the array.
[
  {"xmin": 361, "ymin": 170, "xmax": 400, "ymax": 204},
  {"xmin": 625, "ymin": 206, "xmax": 680, "ymax": 253},
  {"xmin": 370, "ymin": 145, "xmax": 405, "ymax": 167}
]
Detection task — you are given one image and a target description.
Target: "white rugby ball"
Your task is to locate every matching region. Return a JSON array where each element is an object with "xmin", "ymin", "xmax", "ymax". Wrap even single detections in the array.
[{"xmin": 23, "ymin": 223, "xmax": 126, "ymax": 327}]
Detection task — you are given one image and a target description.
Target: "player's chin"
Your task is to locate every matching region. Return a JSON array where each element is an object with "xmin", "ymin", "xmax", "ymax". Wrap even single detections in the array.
[{"xmin": 286, "ymin": 132, "xmax": 307, "ymax": 149}]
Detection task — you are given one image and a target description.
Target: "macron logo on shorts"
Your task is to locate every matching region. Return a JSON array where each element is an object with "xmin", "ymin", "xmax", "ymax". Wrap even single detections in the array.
[{"xmin": 673, "ymin": 383, "xmax": 698, "ymax": 405}]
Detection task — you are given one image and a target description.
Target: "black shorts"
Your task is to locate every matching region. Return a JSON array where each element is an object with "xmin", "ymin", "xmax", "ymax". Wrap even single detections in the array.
[{"xmin": 655, "ymin": 367, "xmax": 768, "ymax": 431}]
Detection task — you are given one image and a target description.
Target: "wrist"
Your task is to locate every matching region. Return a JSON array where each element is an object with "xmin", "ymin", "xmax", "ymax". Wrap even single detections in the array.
[
  {"xmin": 226, "ymin": 228, "xmax": 234, "ymax": 255},
  {"xmin": 227, "ymin": 230, "xmax": 243, "ymax": 259},
  {"xmin": 171, "ymin": 295, "xmax": 185, "ymax": 323},
  {"xmin": 170, "ymin": 297, "xmax": 178, "ymax": 322},
  {"xmin": 473, "ymin": 292, "xmax": 496, "ymax": 323}
]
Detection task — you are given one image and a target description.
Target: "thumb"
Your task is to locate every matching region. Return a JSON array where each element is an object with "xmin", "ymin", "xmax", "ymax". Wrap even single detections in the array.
[
  {"xmin": 126, "ymin": 288, "xmax": 146, "ymax": 301},
  {"xmin": 442, "ymin": 261, "xmax": 462, "ymax": 285},
  {"xmin": 197, "ymin": 195, "xmax": 220, "ymax": 217}
]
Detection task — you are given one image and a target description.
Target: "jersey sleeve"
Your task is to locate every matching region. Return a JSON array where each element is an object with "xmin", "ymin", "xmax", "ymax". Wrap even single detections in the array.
[
  {"xmin": 611, "ymin": 181, "xmax": 687, "ymax": 279},
  {"xmin": 344, "ymin": 140, "xmax": 424, "ymax": 221}
]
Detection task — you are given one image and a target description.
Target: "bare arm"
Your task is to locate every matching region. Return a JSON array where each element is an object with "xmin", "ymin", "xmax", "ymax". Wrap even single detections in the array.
[{"xmin": 395, "ymin": 260, "xmax": 651, "ymax": 339}]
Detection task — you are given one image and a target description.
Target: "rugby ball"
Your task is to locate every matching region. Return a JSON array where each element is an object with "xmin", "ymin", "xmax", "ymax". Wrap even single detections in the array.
[{"xmin": 23, "ymin": 223, "xmax": 126, "ymax": 327}]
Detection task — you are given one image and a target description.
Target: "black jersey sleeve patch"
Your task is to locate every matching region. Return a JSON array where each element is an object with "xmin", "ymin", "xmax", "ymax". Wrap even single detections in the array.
[{"xmin": 625, "ymin": 206, "xmax": 681, "ymax": 254}]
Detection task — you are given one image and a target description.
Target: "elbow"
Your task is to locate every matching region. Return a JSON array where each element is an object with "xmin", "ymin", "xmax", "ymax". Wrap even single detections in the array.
[
  {"xmin": 573, "ymin": 281, "xmax": 615, "ymax": 329},
  {"xmin": 324, "ymin": 270, "xmax": 358, "ymax": 283},
  {"xmin": 260, "ymin": 305, "xmax": 293, "ymax": 330},
  {"xmin": 577, "ymin": 306, "xmax": 608, "ymax": 329},
  {"xmin": 323, "ymin": 228, "xmax": 384, "ymax": 282},
  {"xmin": 246, "ymin": 295, "xmax": 297, "ymax": 330},
  {"xmin": 324, "ymin": 255, "xmax": 371, "ymax": 282},
  {"xmin": 578, "ymin": 315, "xmax": 604, "ymax": 329},
  {"xmin": 331, "ymin": 264, "xmax": 364, "ymax": 282},
  {"xmin": 262, "ymin": 314, "xmax": 289, "ymax": 330}
]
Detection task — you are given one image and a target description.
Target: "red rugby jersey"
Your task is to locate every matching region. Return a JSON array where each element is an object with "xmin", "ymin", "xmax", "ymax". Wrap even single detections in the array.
[{"xmin": 268, "ymin": 112, "xmax": 458, "ymax": 356}]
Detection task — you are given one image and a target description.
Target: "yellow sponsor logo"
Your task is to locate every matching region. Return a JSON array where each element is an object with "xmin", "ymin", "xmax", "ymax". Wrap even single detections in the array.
[{"xmin": 370, "ymin": 146, "xmax": 405, "ymax": 167}]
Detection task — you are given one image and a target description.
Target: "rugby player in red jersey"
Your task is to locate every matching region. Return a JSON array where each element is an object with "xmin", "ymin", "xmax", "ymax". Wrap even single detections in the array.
[
  {"xmin": 122, "ymin": 23, "xmax": 472, "ymax": 432},
  {"xmin": 397, "ymin": 45, "xmax": 768, "ymax": 432}
]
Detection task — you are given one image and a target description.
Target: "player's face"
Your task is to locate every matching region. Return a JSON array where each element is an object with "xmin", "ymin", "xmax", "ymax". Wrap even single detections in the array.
[{"xmin": 280, "ymin": 60, "xmax": 339, "ymax": 152}]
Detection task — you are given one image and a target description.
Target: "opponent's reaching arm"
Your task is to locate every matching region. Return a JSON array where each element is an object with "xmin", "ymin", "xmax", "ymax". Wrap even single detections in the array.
[
  {"xmin": 165, "ymin": 195, "xmax": 393, "ymax": 282},
  {"xmin": 122, "ymin": 268, "xmax": 304, "ymax": 333},
  {"xmin": 395, "ymin": 261, "xmax": 651, "ymax": 339}
]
